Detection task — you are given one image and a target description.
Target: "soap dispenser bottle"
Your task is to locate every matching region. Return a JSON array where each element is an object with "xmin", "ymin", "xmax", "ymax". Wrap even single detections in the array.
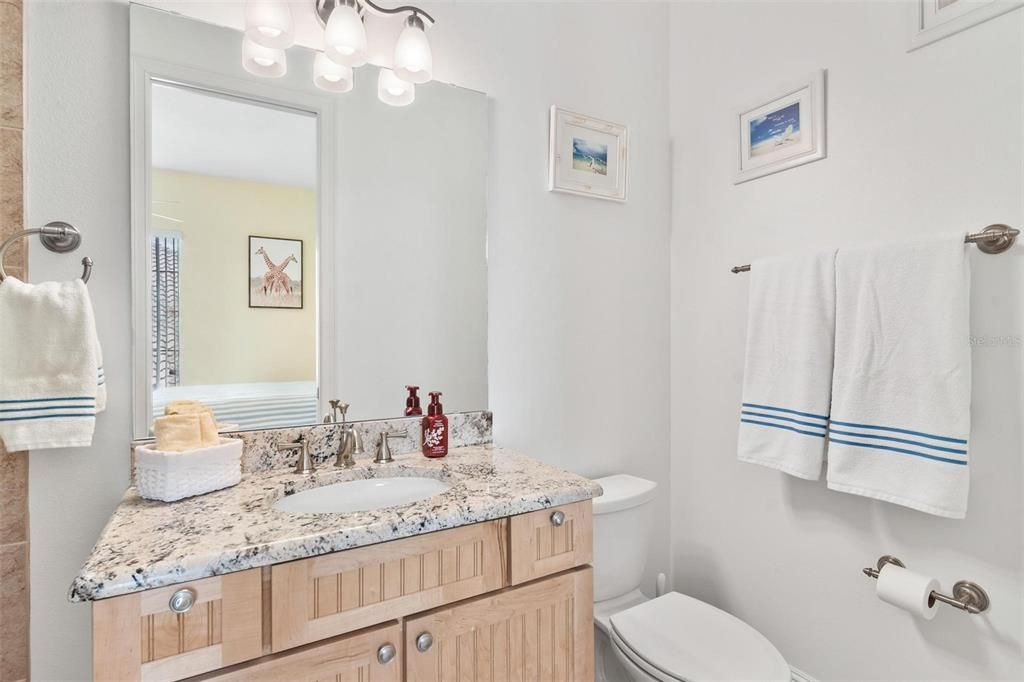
[
  {"xmin": 421, "ymin": 391, "xmax": 448, "ymax": 458},
  {"xmin": 405, "ymin": 385, "xmax": 422, "ymax": 416}
]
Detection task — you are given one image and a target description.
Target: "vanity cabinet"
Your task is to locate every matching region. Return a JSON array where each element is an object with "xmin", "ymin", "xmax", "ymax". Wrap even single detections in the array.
[
  {"xmin": 92, "ymin": 569, "xmax": 263, "ymax": 681},
  {"xmin": 405, "ymin": 567, "xmax": 593, "ymax": 682},
  {"xmin": 509, "ymin": 500, "xmax": 592, "ymax": 585},
  {"xmin": 270, "ymin": 519, "xmax": 509, "ymax": 652},
  {"xmin": 198, "ymin": 623, "xmax": 402, "ymax": 682},
  {"xmin": 91, "ymin": 502, "xmax": 592, "ymax": 682}
]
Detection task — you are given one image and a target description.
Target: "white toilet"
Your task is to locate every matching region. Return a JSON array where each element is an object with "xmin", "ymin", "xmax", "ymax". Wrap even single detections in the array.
[{"xmin": 593, "ymin": 474, "xmax": 791, "ymax": 682}]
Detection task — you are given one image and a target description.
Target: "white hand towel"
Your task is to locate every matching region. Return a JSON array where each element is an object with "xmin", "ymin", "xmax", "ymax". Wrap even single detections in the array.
[
  {"xmin": 827, "ymin": 234, "xmax": 971, "ymax": 518},
  {"xmin": 0, "ymin": 277, "xmax": 106, "ymax": 450},
  {"xmin": 738, "ymin": 251, "xmax": 836, "ymax": 480}
]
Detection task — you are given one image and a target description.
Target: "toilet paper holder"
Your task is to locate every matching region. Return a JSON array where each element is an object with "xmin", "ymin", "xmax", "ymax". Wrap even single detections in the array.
[{"xmin": 862, "ymin": 555, "xmax": 990, "ymax": 615}]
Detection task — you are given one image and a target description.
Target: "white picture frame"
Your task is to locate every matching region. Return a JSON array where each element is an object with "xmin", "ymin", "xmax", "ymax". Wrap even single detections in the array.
[
  {"xmin": 908, "ymin": 0, "xmax": 1023, "ymax": 51},
  {"xmin": 735, "ymin": 70, "xmax": 827, "ymax": 185},
  {"xmin": 548, "ymin": 106, "xmax": 628, "ymax": 202}
]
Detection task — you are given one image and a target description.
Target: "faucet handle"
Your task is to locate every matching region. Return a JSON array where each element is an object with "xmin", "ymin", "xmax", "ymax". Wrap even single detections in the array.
[
  {"xmin": 277, "ymin": 434, "xmax": 306, "ymax": 451},
  {"xmin": 374, "ymin": 431, "xmax": 406, "ymax": 464},
  {"xmin": 279, "ymin": 435, "xmax": 315, "ymax": 474}
]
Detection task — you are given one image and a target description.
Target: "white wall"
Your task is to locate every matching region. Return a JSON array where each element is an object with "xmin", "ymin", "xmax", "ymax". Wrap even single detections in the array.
[
  {"xmin": 421, "ymin": 0, "xmax": 673, "ymax": 597},
  {"xmin": 669, "ymin": 2, "xmax": 1023, "ymax": 680},
  {"xmin": 25, "ymin": 1, "xmax": 671, "ymax": 678},
  {"xmin": 25, "ymin": 2, "xmax": 131, "ymax": 679}
]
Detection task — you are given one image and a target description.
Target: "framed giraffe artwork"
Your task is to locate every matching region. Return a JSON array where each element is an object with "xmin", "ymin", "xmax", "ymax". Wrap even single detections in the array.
[{"xmin": 249, "ymin": 235, "xmax": 304, "ymax": 309}]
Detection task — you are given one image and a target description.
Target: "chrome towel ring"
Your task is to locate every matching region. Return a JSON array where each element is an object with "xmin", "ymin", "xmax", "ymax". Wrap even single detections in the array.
[{"xmin": 0, "ymin": 221, "xmax": 93, "ymax": 283}]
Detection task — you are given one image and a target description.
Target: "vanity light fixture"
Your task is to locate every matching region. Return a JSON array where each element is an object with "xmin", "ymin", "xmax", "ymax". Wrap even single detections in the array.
[
  {"xmin": 242, "ymin": 36, "xmax": 287, "ymax": 77},
  {"xmin": 313, "ymin": 51, "xmax": 354, "ymax": 92},
  {"xmin": 377, "ymin": 67, "xmax": 414, "ymax": 106},
  {"xmin": 242, "ymin": 0, "xmax": 435, "ymax": 105},
  {"xmin": 244, "ymin": 0, "xmax": 295, "ymax": 49}
]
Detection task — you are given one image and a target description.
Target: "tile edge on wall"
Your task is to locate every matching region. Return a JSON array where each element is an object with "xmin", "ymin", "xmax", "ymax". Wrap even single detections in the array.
[{"xmin": 0, "ymin": 0, "xmax": 30, "ymax": 678}]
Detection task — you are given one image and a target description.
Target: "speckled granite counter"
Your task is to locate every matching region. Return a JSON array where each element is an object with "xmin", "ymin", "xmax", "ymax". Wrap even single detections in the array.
[{"xmin": 70, "ymin": 445, "xmax": 601, "ymax": 602}]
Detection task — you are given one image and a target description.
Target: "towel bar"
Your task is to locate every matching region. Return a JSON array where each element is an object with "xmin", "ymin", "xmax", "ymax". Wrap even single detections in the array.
[
  {"xmin": 731, "ymin": 223, "xmax": 1019, "ymax": 274},
  {"xmin": 862, "ymin": 555, "xmax": 990, "ymax": 615},
  {"xmin": 0, "ymin": 221, "xmax": 92, "ymax": 283}
]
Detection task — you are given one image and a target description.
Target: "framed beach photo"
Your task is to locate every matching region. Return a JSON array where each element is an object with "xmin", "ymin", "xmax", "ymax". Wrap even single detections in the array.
[
  {"xmin": 249, "ymin": 235, "xmax": 303, "ymax": 309},
  {"xmin": 548, "ymin": 106, "xmax": 628, "ymax": 202},
  {"xmin": 909, "ymin": 0, "xmax": 1023, "ymax": 51},
  {"xmin": 735, "ymin": 70, "xmax": 827, "ymax": 185}
]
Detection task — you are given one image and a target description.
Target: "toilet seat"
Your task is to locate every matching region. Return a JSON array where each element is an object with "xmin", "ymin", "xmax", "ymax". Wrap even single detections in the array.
[{"xmin": 608, "ymin": 592, "xmax": 791, "ymax": 682}]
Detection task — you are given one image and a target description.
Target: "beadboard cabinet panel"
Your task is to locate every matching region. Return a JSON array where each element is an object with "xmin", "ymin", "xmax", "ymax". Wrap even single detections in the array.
[
  {"xmin": 271, "ymin": 519, "xmax": 509, "ymax": 652},
  {"xmin": 194, "ymin": 623, "xmax": 402, "ymax": 682},
  {"xmin": 93, "ymin": 569, "xmax": 263, "ymax": 682},
  {"xmin": 404, "ymin": 567, "xmax": 594, "ymax": 682},
  {"xmin": 509, "ymin": 501, "xmax": 592, "ymax": 585}
]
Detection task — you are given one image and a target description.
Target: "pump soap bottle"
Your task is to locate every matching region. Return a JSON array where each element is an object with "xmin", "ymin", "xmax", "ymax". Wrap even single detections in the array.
[
  {"xmin": 405, "ymin": 385, "xmax": 422, "ymax": 416},
  {"xmin": 421, "ymin": 391, "xmax": 448, "ymax": 458}
]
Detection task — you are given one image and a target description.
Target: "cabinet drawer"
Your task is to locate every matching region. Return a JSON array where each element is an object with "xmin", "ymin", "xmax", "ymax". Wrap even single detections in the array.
[
  {"xmin": 193, "ymin": 622, "xmax": 401, "ymax": 682},
  {"xmin": 509, "ymin": 500, "xmax": 592, "ymax": 585},
  {"xmin": 93, "ymin": 569, "xmax": 263, "ymax": 682},
  {"xmin": 271, "ymin": 519, "xmax": 509, "ymax": 652},
  {"xmin": 405, "ymin": 567, "xmax": 594, "ymax": 682}
]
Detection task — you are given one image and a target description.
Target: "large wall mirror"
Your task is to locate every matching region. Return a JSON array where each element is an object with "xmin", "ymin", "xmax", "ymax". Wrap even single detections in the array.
[{"xmin": 130, "ymin": 3, "xmax": 488, "ymax": 438}]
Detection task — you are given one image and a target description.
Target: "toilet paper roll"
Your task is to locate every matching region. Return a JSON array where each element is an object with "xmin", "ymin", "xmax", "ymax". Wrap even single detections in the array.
[{"xmin": 876, "ymin": 564, "xmax": 940, "ymax": 620}]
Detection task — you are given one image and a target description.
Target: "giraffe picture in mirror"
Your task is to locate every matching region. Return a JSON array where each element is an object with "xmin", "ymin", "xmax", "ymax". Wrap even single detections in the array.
[{"xmin": 249, "ymin": 235, "xmax": 303, "ymax": 309}]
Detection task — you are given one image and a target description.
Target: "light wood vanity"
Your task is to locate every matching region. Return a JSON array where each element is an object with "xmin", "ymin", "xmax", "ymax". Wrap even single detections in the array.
[{"xmin": 92, "ymin": 500, "xmax": 594, "ymax": 681}]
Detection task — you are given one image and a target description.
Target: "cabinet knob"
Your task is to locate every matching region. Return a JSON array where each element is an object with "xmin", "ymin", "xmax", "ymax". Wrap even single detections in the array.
[
  {"xmin": 168, "ymin": 588, "xmax": 197, "ymax": 614},
  {"xmin": 377, "ymin": 643, "xmax": 396, "ymax": 665},
  {"xmin": 416, "ymin": 632, "xmax": 434, "ymax": 652},
  {"xmin": 550, "ymin": 510, "xmax": 566, "ymax": 527}
]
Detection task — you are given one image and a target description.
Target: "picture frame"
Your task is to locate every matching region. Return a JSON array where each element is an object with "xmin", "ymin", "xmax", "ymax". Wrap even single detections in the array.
[
  {"xmin": 735, "ymin": 70, "xmax": 827, "ymax": 185},
  {"xmin": 249, "ymin": 235, "xmax": 303, "ymax": 309},
  {"xmin": 908, "ymin": 0, "xmax": 1023, "ymax": 51},
  {"xmin": 548, "ymin": 106, "xmax": 628, "ymax": 202}
]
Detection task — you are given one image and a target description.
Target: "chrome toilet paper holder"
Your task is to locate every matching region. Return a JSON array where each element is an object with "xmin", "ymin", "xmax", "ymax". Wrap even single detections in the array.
[{"xmin": 862, "ymin": 555, "xmax": 990, "ymax": 615}]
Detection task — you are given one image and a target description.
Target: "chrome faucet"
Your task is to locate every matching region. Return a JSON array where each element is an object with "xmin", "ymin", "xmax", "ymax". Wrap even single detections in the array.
[
  {"xmin": 278, "ymin": 434, "xmax": 315, "ymax": 475},
  {"xmin": 374, "ymin": 431, "xmax": 407, "ymax": 464},
  {"xmin": 325, "ymin": 401, "xmax": 364, "ymax": 468},
  {"xmin": 323, "ymin": 399, "xmax": 345, "ymax": 424},
  {"xmin": 335, "ymin": 424, "xmax": 364, "ymax": 468}
]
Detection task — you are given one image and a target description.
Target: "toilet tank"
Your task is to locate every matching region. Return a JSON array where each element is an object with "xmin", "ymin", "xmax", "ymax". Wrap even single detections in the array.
[{"xmin": 591, "ymin": 474, "xmax": 658, "ymax": 603}]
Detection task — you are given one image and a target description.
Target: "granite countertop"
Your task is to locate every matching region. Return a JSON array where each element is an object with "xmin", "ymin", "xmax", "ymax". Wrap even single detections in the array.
[{"xmin": 70, "ymin": 445, "xmax": 602, "ymax": 602}]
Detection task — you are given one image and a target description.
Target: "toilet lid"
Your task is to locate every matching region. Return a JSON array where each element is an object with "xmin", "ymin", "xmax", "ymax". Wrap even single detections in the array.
[{"xmin": 609, "ymin": 592, "xmax": 790, "ymax": 682}]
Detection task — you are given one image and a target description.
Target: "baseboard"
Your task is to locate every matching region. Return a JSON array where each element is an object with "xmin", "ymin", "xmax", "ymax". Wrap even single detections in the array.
[{"xmin": 791, "ymin": 666, "xmax": 818, "ymax": 682}]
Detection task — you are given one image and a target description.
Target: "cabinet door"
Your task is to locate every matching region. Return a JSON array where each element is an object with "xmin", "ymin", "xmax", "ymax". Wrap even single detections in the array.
[
  {"xmin": 405, "ymin": 567, "xmax": 594, "ymax": 682},
  {"xmin": 93, "ymin": 569, "xmax": 263, "ymax": 682},
  {"xmin": 509, "ymin": 501, "xmax": 592, "ymax": 585},
  {"xmin": 198, "ymin": 623, "xmax": 401, "ymax": 682},
  {"xmin": 272, "ymin": 519, "xmax": 509, "ymax": 652}
]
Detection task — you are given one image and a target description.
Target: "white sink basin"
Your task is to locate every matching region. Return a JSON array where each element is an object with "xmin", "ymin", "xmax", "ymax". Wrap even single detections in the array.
[{"xmin": 273, "ymin": 477, "xmax": 451, "ymax": 514}]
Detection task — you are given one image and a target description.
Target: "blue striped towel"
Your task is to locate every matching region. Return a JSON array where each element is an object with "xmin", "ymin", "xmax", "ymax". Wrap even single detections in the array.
[
  {"xmin": 0, "ymin": 277, "xmax": 105, "ymax": 450},
  {"xmin": 738, "ymin": 251, "xmax": 836, "ymax": 480},
  {"xmin": 827, "ymin": 234, "xmax": 971, "ymax": 518}
]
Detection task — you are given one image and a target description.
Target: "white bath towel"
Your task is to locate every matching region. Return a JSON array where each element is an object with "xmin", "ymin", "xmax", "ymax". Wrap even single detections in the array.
[
  {"xmin": 827, "ymin": 234, "xmax": 971, "ymax": 518},
  {"xmin": 0, "ymin": 277, "xmax": 106, "ymax": 450},
  {"xmin": 738, "ymin": 251, "xmax": 836, "ymax": 480}
]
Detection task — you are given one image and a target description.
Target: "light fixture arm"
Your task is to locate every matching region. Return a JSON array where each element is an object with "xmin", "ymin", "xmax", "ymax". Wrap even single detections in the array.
[{"xmin": 315, "ymin": 0, "xmax": 435, "ymax": 29}]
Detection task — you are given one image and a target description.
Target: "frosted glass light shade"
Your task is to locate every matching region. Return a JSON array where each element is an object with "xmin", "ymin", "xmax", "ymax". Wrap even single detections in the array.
[
  {"xmin": 244, "ymin": 0, "xmax": 294, "ymax": 49},
  {"xmin": 314, "ymin": 52, "xmax": 354, "ymax": 93},
  {"xmin": 393, "ymin": 19, "xmax": 432, "ymax": 84},
  {"xmin": 242, "ymin": 36, "xmax": 287, "ymax": 77},
  {"xmin": 377, "ymin": 68, "xmax": 414, "ymax": 106},
  {"xmin": 324, "ymin": 2, "xmax": 367, "ymax": 67}
]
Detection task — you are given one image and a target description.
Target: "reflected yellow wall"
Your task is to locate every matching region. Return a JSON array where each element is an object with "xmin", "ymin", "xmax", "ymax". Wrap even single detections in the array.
[{"xmin": 152, "ymin": 169, "xmax": 316, "ymax": 385}]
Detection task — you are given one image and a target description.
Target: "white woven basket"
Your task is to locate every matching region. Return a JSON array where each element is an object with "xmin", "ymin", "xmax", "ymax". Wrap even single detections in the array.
[{"xmin": 135, "ymin": 438, "xmax": 242, "ymax": 502}]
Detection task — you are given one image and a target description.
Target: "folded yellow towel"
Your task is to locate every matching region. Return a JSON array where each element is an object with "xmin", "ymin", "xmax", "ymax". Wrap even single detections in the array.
[
  {"xmin": 154, "ymin": 414, "xmax": 203, "ymax": 451},
  {"xmin": 198, "ymin": 412, "xmax": 219, "ymax": 447},
  {"xmin": 165, "ymin": 400, "xmax": 211, "ymax": 416}
]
